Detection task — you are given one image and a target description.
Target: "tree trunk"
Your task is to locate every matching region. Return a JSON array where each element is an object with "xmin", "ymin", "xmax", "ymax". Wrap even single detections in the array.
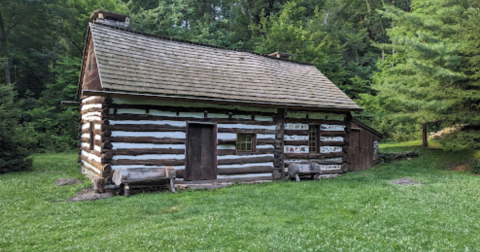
[
  {"xmin": 0, "ymin": 11, "xmax": 11, "ymax": 84},
  {"xmin": 366, "ymin": 0, "xmax": 371, "ymax": 13},
  {"xmin": 422, "ymin": 121, "xmax": 428, "ymax": 147}
]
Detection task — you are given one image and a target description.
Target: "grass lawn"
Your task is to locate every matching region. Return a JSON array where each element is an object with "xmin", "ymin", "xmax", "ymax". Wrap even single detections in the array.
[{"xmin": 1, "ymin": 141, "xmax": 480, "ymax": 251}]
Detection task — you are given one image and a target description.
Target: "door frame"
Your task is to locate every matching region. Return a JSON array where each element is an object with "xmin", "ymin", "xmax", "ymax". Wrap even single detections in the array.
[
  {"xmin": 348, "ymin": 128, "xmax": 361, "ymax": 172},
  {"xmin": 185, "ymin": 121, "xmax": 217, "ymax": 181}
]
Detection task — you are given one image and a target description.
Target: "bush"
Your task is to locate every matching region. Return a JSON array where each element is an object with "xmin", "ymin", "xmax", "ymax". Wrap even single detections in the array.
[
  {"xmin": 470, "ymin": 160, "xmax": 480, "ymax": 174},
  {"xmin": 440, "ymin": 131, "xmax": 480, "ymax": 152},
  {"xmin": 0, "ymin": 84, "xmax": 32, "ymax": 173}
]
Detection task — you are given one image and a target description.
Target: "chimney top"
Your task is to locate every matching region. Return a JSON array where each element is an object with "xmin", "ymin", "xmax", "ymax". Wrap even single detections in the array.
[
  {"xmin": 89, "ymin": 10, "xmax": 131, "ymax": 30},
  {"xmin": 268, "ymin": 51, "xmax": 292, "ymax": 60}
]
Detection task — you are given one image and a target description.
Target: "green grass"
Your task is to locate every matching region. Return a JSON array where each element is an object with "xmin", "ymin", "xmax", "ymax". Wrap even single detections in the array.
[{"xmin": 1, "ymin": 141, "xmax": 480, "ymax": 251}]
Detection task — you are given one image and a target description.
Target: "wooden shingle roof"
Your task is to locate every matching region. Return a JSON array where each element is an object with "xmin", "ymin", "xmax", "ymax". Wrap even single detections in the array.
[{"xmin": 89, "ymin": 23, "xmax": 362, "ymax": 111}]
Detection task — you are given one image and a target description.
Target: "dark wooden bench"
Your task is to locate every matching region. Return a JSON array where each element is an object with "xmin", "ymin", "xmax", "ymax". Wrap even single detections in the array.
[
  {"xmin": 112, "ymin": 166, "xmax": 176, "ymax": 196},
  {"xmin": 286, "ymin": 163, "xmax": 322, "ymax": 182}
]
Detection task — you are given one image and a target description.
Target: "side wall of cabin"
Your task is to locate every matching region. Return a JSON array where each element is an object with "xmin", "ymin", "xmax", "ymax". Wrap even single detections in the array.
[
  {"xmin": 78, "ymin": 96, "xmax": 353, "ymax": 185},
  {"xmin": 284, "ymin": 111, "xmax": 351, "ymax": 174},
  {"xmin": 347, "ymin": 122, "xmax": 382, "ymax": 171},
  {"xmin": 100, "ymin": 97, "xmax": 281, "ymax": 183},
  {"xmin": 78, "ymin": 96, "xmax": 112, "ymax": 188}
]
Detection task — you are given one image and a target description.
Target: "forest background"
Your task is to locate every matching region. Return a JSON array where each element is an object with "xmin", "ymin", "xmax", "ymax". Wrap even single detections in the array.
[{"xmin": 1, "ymin": 0, "xmax": 479, "ymax": 172}]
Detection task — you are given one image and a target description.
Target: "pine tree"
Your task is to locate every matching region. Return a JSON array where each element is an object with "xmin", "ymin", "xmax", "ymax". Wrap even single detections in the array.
[
  {"xmin": 0, "ymin": 84, "xmax": 32, "ymax": 173},
  {"xmin": 363, "ymin": 0, "xmax": 480, "ymax": 149}
]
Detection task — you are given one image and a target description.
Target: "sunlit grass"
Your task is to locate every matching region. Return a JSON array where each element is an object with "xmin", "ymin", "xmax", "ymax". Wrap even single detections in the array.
[{"xmin": 1, "ymin": 143, "xmax": 480, "ymax": 251}]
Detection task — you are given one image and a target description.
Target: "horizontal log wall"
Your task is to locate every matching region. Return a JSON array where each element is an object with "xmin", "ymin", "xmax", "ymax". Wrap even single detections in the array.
[
  {"xmin": 284, "ymin": 110, "xmax": 350, "ymax": 174},
  {"xmin": 79, "ymin": 96, "xmax": 112, "ymax": 184},
  {"xmin": 78, "ymin": 96, "xmax": 355, "ymax": 183},
  {"xmin": 107, "ymin": 97, "xmax": 277, "ymax": 181}
]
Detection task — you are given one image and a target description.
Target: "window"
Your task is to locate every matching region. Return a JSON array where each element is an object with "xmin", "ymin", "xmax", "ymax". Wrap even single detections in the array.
[
  {"xmin": 309, "ymin": 125, "xmax": 318, "ymax": 153},
  {"xmin": 236, "ymin": 134, "xmax": 255, "ymax": 151},
  {"xmin": 89, "ymin": 122, "xmax": 94, "ymax": 150}
]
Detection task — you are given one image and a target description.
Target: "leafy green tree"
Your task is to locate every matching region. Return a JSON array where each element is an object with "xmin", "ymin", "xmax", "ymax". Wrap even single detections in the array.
[{"xmin": 253, "ymin": 2, "xmax": 346, "ymax": 84}]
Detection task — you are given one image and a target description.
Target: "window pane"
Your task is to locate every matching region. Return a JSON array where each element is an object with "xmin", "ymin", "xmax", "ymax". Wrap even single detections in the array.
[
  {"xmin": 238, "ymin": 134, "xmax": 246, "ymax": 142},
  {"xmin": 237, "ymin": 134, "xmax": 254, "ymax": 151}
]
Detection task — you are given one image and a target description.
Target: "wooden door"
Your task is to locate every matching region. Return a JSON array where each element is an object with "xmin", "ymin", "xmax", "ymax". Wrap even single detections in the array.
[
  {"xmin": 185, "ymin": 123, "xmax": 217, "ymax": 180},
  {"xmin": 348, "ymin": 128, "xmax": 374, "ymax": 171}
]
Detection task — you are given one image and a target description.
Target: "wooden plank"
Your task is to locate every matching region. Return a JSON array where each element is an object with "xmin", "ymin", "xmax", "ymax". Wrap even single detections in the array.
[
  {"xmin": 320, "ymin": 131, "xmax": 346, "ymax": 137},
  {"xmin": 284, "ymin": 160, "xmax": 344, "ymax": 165},
  {"xmin": 285, "ymin": 153, "xmax": 344, "ymax": 159},
  {"xmin": 107, "ymin": 148, "xmax": 185, "ymax": 155},
  {"xmin": 106, "ymin": 124, "xmax": 186, "ymax": 132},
  {"xmin": 81, "ymin": 97, "xmax": 106, "ymax": 105},
  {"xmin": 217, "ymin": 128, "xmax": 276, "ymax": 134},
  {"xmin": 176, "ymin": 166, "xmax": 273, "ymax": 178},
  {"xmin": 217, "ymin": 156, "xmax": 275, "ymax": 165},
  {"xmin": 109, "ymin": 104, "xmax": 277, "ymax": 117},
  {"xmin": 81, "ymin": 126, "xmax": 101, "ymax": 134},
  {"xmin": 284, "ymin": 130, "xmax": 308, "ymax": 135},
  {"xmin": 284, "ymin": 140, "xmax": 309, "ymax": 146},
  {"xmin": 321, "ymin": 169, "xmax": 343, "ymax": 174},
  {"xmin": 80, "ymin": 155, "xmax": 109, "ymax": 173},
  {"xmin": 81, "ymin": 163, "xmax": 102, "ymax": 177},
  {"xmin": 217, "ymin": 139, "xmax": 275, "ymax": 145},
  {"xmin": 81, "ymin": 146, "xmax": 102, "ymax": 156},
  {"xmin": 185, "ymin": 123, "xmax": 216, "ymax": 180},
  {"xmin": 80, "ymin": 128, "xmax": 111, "ymax": 138},
  {"xmin": 217, "ymin": 148, "xmax": 275, "ymax": 156},
  {"xmin": 81, "ymin": 107, "xmax": 107, "ymax": 115},
  {"xmin": 112, "ymin": 167, "xmax": 175, "ymax": 185},
  {"xmin": 81, "ymin": 119, "xmax": 103, "ymax": 125},
  {"xmin": 285, "ymin": 119, "xmax": 346, "ymax": 125},
  {"xmin": 106, "ymin": 114, "xmax": 275, "ymax": 125},
  {"xmin": 218, "ymin": 166, "xmax": 273, "ymax": 175},
  {"xmin": 174, "ymin": 176, "xmax": 273, "ymax": 184},
  {"xmin": 106, "ymin": 136, "xmax": 185, "ymax": 144},
  {"xmin": 319, "ymin": 141, "xmax": 345, "ymax": 146},
  {"xmin": 110, "ymin": 159, "xmax": 185, "ymax": 166}
]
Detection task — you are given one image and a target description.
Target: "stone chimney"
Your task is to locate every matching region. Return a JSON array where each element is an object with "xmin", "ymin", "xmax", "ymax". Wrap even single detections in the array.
[
  {"xmin": 89, "ymin": 10, "xmax": 131, "ymax": 30},
  {"xmin": 268, "ymin": 51, "xmax": 292, "ymax": 60}
]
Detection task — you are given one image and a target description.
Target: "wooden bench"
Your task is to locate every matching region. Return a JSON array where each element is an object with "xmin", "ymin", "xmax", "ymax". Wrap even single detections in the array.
[
  {"xmin": 112, "ymin": 166, "xmax": 176, "ymax": 196},
  {"xmin": 286, "ymin": 163, "xmax": 322, "ymax": 182}
]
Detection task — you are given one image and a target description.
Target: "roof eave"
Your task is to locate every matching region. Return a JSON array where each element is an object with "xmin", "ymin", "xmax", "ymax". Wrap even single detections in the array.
[
  {"xmin": 82, "ymin": 90, "xmax": 364, "ymax": 112},
  {"xmin": 352, "ymin": 118, "xmax": 383, "ymax": 138}
]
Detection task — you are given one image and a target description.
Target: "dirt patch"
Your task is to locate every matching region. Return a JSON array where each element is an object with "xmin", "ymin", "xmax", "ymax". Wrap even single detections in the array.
[
  {"xmin": 450, "ymin": 164, "xmax": 471, "ymax": 172},
  {"xmin": 55, "ymin": 178, "xmax": 83, "ymax": 186},
  {"xmin": 389, "ymin": 177, "xmax": 420, "ymax": 185},
  {"xmin": 69, "ymin": 188, "xmax": 114, "ymax": 202}
]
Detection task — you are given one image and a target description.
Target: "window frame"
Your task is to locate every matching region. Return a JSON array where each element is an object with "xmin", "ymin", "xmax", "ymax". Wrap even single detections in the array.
[
  {"xmin": 89, "ymin": 121, "xmax": 94, "ymax": 150},
  {"xmin": 308, "ymin": 125, "xmax": 320, "ymax": 153},
  {"xmin": 236, "ymin": 133, "xmax": 256, "ymax": 152}
]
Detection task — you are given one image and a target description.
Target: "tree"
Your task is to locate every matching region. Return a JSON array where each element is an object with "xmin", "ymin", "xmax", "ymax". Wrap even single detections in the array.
[
  {"xmin": 0, "ymin": 83, "xmax": 31, "ymax": 173},
  {"xmin": 362, "ymin": 0, "xmax": 480, "ymax": 148},
  {"xmin": 0, "ymin": 0, "xmax": 44, "ymax": 84}
]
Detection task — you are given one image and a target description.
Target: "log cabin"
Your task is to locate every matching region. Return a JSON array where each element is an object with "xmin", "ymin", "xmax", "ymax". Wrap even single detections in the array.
[{"xmin": 74, "ymin": 10, "xmax": 382, "ymax": 192}]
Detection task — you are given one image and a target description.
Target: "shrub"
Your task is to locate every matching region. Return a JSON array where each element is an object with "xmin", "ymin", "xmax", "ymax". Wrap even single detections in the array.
[
  {"xmin": 470, "ymin": 160, "xmax": 480, "ymax": 174},
  {"xmin": 440, "ymin": 131, "xmax": 480, "ymax": 152}
]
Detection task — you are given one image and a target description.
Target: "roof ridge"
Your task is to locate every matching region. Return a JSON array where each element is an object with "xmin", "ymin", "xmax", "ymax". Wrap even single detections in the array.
[{"xmin": 90, "ymin": 22, "xmax": 314, "ymax": 66}]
